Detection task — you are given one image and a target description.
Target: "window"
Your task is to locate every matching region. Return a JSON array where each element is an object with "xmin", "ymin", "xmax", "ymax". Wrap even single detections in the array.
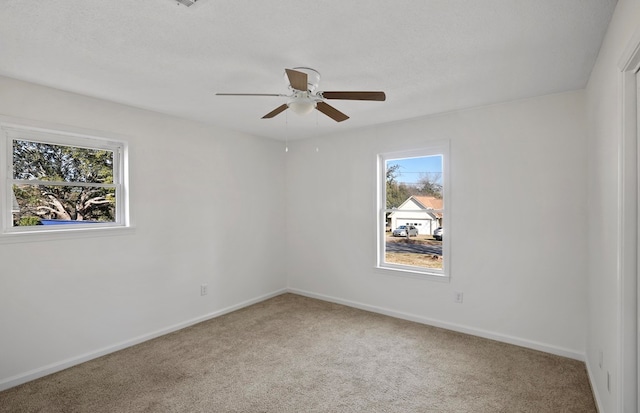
[
  {"xmin": 1, "ymin": 122, "xmax": 129, "ymax": 236},
  {"xmin": 377, "ymin": 143, "xmax": 449, "ymax": 278}
]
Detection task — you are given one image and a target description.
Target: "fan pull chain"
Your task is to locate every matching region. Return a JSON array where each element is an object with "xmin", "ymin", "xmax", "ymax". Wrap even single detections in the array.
[{"xmin": 285, "ymin": 110, "xmax": 289, "ymax": 153}]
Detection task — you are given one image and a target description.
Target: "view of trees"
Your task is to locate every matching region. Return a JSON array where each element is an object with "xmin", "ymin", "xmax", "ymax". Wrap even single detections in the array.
[
  {"xmin": 386, "ymin": 163, "xmax": 442, "ymax": 209},
  {"xmin": 12, "ymin": 140, "xmax": 116, "ymax": 226}
]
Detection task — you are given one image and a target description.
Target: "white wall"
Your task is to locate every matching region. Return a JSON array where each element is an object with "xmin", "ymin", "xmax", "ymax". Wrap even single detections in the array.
[
  {"xmin": 585, "ymin": 1, "xmax": 640, "ymax": 412},
  {"xmin": 286, "ymin": 91, "xmax": 589, "ymax": 359},
  {"xmin": 0, "ymin": 76, "xmax": 287, "ymax": 389}
]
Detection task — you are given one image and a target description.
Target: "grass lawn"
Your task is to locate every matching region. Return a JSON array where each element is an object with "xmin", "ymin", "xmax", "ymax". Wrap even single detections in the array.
[
  {"xmin": 385, "ymin": 252, "xmax": 443, "ymax": 269},
  {"xmin": 385, "ymin": 233, "xmax": 443, "ymax": 269}
]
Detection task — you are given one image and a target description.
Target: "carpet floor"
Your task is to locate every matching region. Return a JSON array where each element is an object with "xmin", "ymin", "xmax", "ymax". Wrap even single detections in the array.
[{"xmin": 0, "ymin": 293, "xmax": 596, "ymax": 412}]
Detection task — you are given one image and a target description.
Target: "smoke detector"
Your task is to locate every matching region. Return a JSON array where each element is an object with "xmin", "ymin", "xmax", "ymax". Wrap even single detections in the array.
[{"xmin": 176, "ymin": 0, "xmax": 197, "ymax": 6}]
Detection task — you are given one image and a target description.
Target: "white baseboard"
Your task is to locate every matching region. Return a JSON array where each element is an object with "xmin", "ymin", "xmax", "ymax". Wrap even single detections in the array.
[
  {"xmin": 0, "ymin": 288, "xmax": 287, "ymax": 392},
  {"xmin": 288, "ymin": 288, "xmax": 585, "ymax": 361}
]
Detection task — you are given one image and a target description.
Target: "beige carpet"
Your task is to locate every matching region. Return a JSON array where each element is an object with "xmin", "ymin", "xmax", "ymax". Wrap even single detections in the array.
[{"xmin": 0, "ymin": 293, "xmax": 596, "ymax": 412}]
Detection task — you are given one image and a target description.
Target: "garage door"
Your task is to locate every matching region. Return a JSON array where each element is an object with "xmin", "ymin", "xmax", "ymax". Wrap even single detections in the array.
[{"xmin": 397, "ymin": 218, "xmax": 434, "ymax": 235}]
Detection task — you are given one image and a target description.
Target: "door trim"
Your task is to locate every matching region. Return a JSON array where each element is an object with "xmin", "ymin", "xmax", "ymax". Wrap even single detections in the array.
[{"xmin": 617, "ymin": 28, "xmax": 640, "ymax": 413}]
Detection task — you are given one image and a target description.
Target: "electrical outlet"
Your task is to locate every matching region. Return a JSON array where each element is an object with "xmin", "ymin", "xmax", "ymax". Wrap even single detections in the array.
[
  {"xmin": 454, "ymin": 291, "xmax": 463, "ymax": 303},
  {"xmin": 200, "ymin": 284, "xmax": 208, "ymax": 296}
]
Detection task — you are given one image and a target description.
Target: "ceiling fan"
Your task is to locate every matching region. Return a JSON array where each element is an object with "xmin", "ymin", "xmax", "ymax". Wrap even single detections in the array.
[{"xmin": 216, "ymin": 67, "xmax": 386, "ymax": 122}]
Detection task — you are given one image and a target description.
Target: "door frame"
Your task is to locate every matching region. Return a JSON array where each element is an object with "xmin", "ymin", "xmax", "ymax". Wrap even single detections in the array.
[{"xmin": 617, "ymin": 28, "xmax": 640, "ymax": 413}]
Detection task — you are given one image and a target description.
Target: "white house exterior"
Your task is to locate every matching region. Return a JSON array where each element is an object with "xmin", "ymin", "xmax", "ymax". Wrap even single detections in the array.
[{"xmin": 388, "ymin": 196, "xmax": 442, "ymax": 235}]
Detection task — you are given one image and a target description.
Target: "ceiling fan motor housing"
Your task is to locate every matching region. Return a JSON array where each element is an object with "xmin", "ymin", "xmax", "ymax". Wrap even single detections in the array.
[{"xmin": 176, "ymin": 0, "xmax": 198, "ymax": 6}]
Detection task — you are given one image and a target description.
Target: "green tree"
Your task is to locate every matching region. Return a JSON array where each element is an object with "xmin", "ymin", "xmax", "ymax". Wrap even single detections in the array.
[
  {"xmin": 386, "ymin": 164, "xmax": 413, "ymax": 208},
  {"xmin": 12, "ymin": 140, "xmax": 115, "ymax": 223}
]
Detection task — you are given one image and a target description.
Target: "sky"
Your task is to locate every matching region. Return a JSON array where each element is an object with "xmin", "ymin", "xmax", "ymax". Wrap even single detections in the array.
[{"xmin": 386, "ymin": 155, "xmax": 443, "ymax": 185}]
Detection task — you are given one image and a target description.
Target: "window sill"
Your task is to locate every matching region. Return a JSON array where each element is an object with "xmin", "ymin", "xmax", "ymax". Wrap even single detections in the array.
[
  {"xmin": 0, "ymin": 225, "xmax": 135, "ymax": 244},
  {"xmin": 373, "ymin": 265, "xmax": 450, "ymax": 283}
]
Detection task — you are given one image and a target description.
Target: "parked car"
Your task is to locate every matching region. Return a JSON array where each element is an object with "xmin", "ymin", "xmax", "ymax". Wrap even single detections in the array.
[
  {"xmin": 433, "ymin": 227, "xmax": 443, "ymax": 240},
  {"xmin": 392, "ymin": 225, "xmax": 418, "ymax": 237}
]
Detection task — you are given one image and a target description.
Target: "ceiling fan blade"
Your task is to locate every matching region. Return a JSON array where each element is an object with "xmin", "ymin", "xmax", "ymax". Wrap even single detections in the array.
[
  {"xmin": 316, "ymin": 101, "xmax": 349, "ymax": 122},
  {"xmin": 285, "ymin": 69, "xmax": 308, "ymax": 91},
  {"xmin": 262, "ymin": 104, "xmax": 288, "ymax": 119},
  {"xmin": 216, "ymin": 93, "xmax": 285, "ymax": 97},
  {"xmin": 321, "ymin": 91, "xmax": 386, "ymax": 101}
]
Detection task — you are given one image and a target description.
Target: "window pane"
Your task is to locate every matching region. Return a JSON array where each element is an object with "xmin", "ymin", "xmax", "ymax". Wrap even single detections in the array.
[
  {"xmin": 385, "ymin": 155, "xmax": 442, "ymax": 209},
  {"xmin": 12, "ymin": 184, "xmax": 116, "ymax": 226},
  {"xmin": 382, "ymin": 153, "xmax": 445, "ymax": 274},
  {"xmin": 13, "ymin": 140, "xmax": 114, "ymax": 184},
  {"xmin": 385, "ymin": 210, "xmax": 443, "ymax": 270}
]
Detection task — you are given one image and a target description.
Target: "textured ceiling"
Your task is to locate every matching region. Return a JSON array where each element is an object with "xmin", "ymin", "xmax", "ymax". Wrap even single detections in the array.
[{"xmin": 0, "ymin": 0, "xmax": 616, "ymax": 140}]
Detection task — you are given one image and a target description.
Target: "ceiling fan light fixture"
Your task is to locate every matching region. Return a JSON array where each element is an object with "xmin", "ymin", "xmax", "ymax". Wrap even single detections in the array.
[{"xmin": 288, "ymin": 99, "xmax": 317, "ymax": 115}]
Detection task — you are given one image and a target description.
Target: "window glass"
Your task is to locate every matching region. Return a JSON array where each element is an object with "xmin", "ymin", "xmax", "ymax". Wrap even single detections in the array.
[
  {"xmin": 12, "ymin": 140, "xmax": 116, "ymax": 226},
  {"xmin": 379, "ymin": 144, "xmax": 448, "ymax": 278}
]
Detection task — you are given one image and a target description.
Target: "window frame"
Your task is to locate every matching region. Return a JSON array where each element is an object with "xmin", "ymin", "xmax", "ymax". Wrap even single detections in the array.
[
  {"xmin": 376, "ymin": 142, "xmax": 450, "ymax": 280},
  {"xmin": 1, "ymin": 119, "xmax": 131, "ymax": 241}
]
